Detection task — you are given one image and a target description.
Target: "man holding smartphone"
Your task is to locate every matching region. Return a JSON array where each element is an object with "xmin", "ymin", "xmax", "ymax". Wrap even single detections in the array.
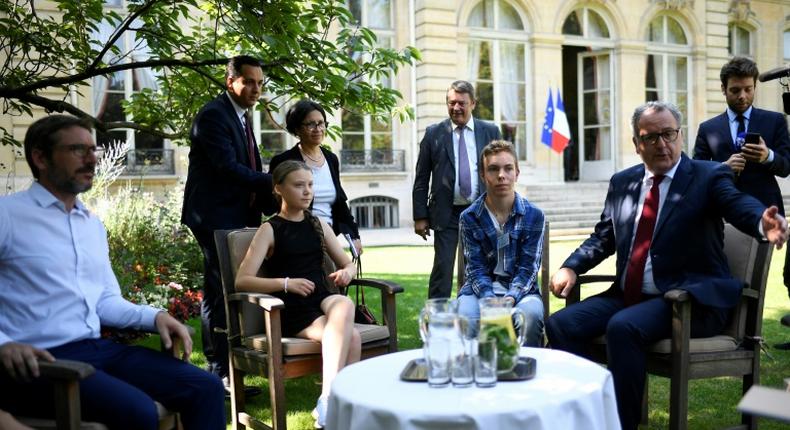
[{"xmin": 694, "ymin": 56, "xmax": 790, "ymax": 349}]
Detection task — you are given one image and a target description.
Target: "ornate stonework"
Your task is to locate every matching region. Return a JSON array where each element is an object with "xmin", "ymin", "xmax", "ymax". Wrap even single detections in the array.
[
  {"xmin": 729, "ymin": 0, "xmax": 754, "ymax": 22},
  {"xmin": 651, "ymin": 0, "xmax": 693, "ymax": 10}
]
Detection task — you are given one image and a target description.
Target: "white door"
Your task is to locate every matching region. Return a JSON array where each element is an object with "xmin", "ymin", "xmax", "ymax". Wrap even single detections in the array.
[{"xmin": 577, "ymin": 51, "xmax": 614, "ymax": 181}]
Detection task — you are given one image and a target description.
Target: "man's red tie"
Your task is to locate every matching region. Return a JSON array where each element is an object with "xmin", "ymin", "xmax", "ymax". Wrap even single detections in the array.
[
  {"xmin": 623, "ymin": 175, "xmax": 664, "ymax": 306},
  {"xmin": 243, "ymin": 113, "xmax": 258, "ymax": 207},
  {"xmin": 243, "ymin": 113, "xmax": 258, "ymax": 171}
]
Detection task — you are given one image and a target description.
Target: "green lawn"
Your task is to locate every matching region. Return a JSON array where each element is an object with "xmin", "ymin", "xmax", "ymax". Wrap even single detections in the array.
[{"xmin": 143, "ymin": 241, "xmax": 790, "ymax": 429}]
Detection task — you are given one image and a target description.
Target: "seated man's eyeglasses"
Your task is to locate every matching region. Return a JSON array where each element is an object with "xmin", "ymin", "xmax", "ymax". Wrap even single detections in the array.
[
  {"xmin": 639, "ymin": 129, "xmax": 681, "ymax": 146},
  {"xmin": 302, "ymin": 121, "xmax": 327, "ymax": 131},
  {"xmin": 55, "ymin": 144, "xmax": 104, "ymax": 158},
  {"xmin": 447, "ymin": 101, "xmax": 468, "ymax": 108}
]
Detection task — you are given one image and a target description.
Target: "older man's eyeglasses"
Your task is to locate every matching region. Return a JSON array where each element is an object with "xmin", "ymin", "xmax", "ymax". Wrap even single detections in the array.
[
  {"xmin": 639, "ymin": 129, "xmax": 681, "ymax": 146},
  {"xmin": 55, "ymin": 144, "xmax": 104, "ymax": 158},
  {"xmin": 302, "ymin": 121, "xmax": 327, "ymax": 131}
]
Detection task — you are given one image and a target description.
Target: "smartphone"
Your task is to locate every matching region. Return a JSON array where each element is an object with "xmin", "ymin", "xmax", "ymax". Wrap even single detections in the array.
[{"xmin": 745, "ymin": 132, "xmax": 760, "ymax": 144}]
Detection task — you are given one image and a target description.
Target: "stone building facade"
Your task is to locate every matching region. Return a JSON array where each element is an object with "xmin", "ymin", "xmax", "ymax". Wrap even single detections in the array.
[{"xmin": 3, "ymin": 0, "xmax": 790, "ymax": 231}]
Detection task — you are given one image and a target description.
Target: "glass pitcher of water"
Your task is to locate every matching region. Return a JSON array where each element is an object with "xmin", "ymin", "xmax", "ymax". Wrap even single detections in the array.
[
  {"xmin": 418, "ymin": 298, "xmax": 458, "ymax": 342},
  {"xmin": 478, "ymin": 296, "xmax": 527, "ymax": 374}
]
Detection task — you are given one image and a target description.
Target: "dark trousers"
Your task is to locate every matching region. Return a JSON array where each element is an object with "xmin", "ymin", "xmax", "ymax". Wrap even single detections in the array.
[
  {"xmin": 190, "ymin": 227, "xmax": 229, "ymax": 379},
  {"xmin": 546, "ymin": 291, "xmax": 728, "ymax": 430},
  {"xmin": 428, "ymin": 205, "xmax": 467, "ymax": 299},
  {"xmin": 0, "ymin": 339, "xmax": 225, "ymax": 429}
]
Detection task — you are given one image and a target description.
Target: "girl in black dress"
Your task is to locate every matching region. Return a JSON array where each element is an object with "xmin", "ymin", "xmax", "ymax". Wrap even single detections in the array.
[{"xmin": 236, "ymin": 160, "xmax": 360, "ymax": 428}]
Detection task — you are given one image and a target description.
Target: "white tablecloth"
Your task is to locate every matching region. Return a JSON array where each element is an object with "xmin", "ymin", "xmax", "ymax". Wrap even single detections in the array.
[{"xmin": 327, "ymin": 347, "xmax": 620, "ymax": 430}]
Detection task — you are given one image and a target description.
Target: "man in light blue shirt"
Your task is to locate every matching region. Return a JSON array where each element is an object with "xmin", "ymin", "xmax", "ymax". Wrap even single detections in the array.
[{"xmin": 0, "ymin": 115, "xmax": 224, "ymax": 429}]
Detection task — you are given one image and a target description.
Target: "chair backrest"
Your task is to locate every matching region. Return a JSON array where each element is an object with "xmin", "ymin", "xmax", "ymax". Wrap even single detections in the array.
[
  {"xmin": 720, "ymin": 223, "xmax": 773, "ymax": 340},
  {"xmin": 215, "ymin": 228, "xmax": 267, "ymax": 338}
]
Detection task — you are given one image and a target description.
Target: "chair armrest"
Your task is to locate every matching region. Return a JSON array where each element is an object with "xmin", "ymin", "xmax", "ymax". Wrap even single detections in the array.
[
  {"xmin": 577, "ymin": 274, "xmax": 617, "ymax": 284},
  {"xmin": 227, "ymin": 292, "xmax": 285, "ymax": 311},
  {"xmin": 349, "ymin": 278, "xmax": 404, "ymax": 295},
  {"xmin": 566, "ymin": 275, "xmax": 616, "ymax": 305},
  {"xmin": 38, "ymin": 360, "xmax": 95, "ymax": 380},
  {"xmin": 663, "ymin": 289, "xmax": 690, "ymax": 302},
  {"xmin": 741, "ymin": 286, "xmax": 758, "ymax": 299}
]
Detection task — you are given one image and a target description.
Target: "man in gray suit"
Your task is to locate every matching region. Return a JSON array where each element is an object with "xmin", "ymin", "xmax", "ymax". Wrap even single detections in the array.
[{"xmin": 413, "ymin": 80, "xmax": 502, "ymax": 299}]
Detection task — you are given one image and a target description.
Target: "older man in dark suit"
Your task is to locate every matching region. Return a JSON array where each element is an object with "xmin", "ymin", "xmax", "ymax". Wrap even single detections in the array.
[
  {"xmin": 412, "ymin": 80, "xmax": 502, "ymax": 299},
  {"xmin": 546, "ymin": 101, "xmax": 788, "ymax": 430},
  {"xmin": 182, "ymin": 55, "xmax": 272, "ymax": 387}
]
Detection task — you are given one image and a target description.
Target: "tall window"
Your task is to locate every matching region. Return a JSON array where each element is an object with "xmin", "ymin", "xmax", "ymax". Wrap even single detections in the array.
[
  {"xmin": 343, "ymin": 0, "xmax": 394, "ymax": 162},
  {"xmin": 784, "ymin": 30, "xmax": 790, "ymax": 63},
  {"xmin": 562, "ymin": 7, "xmax": 610, "ymax": 38},
  {"xmin": 467, "ymin": 0, "xmax": 528, "ymax": 159},
  {"xmin": 92, "ymin": 15, "xmax": 163, "ymax": 153},
  {"xmin": 645, "ymin": 15, "xmax": 691, "ymax": 148},
  {"xmin": 258, "ymin": 97, "xmax": 291, "ymax": 161},
  {"xmin": 91, "ymin": 4, "xmax": 170, "ymax": 174},
  {"xmin": 728, "ymin": 23, "xmax": 751, "ymax": 56}
]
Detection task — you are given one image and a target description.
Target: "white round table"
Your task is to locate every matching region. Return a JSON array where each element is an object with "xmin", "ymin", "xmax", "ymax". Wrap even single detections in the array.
[{"xmin": 327, "ymin": 347, "xmax": 620, "ymax": 430}]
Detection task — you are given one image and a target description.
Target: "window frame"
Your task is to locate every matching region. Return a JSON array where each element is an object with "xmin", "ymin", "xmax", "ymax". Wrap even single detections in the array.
[
  {"xmin": 463, "ymin": 0, "xmax": 532, "ymax": 162},
  {"xmin": 342, "ymin": 0, "xmax": 397, "ymax": 157},
  {"xmin": 92, "ymin": 2, "xmax": 167, "ymax": 157},
  {"xmin": 728, "ymin": 23, "xmax": 753, "ymax": 57},
  {"xmin": 645, "ymin": 15, "xmax": 693, "ymax": 152}
]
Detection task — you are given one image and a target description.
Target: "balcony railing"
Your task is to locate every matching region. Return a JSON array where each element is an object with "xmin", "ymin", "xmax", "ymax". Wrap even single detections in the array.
[
  {"xmin": 122, "ymin": 149, "xmax": 175, "ymax": 175},
  {"xmin": 340, "ymin": 149, "xmax": 405, "ymax": 173}
]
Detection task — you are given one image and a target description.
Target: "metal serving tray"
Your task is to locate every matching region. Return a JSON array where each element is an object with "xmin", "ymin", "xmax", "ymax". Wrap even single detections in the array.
[{"xmin": 400, "ymin": 356, "xmax": 536, "ymax": 382}]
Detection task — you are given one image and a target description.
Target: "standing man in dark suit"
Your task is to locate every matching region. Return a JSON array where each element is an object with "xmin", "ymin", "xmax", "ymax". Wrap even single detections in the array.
[
  {"xmin": 546, "ymin": 101, "xmax": 788, "ymax": 430},
  {"xmin": 412, "ymin": 80, "xmax": 502, "ymax": 299},
  {"xmin": 693, "ymin": 56, "xmax": 790, "ymax": 348},
  {"xmin": 182, "ymin": 55, "xmax": 271, "ymax": 388}
]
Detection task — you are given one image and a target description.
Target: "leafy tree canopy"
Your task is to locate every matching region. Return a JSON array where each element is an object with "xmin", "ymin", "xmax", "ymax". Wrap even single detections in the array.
[{"xmin": 0, "ymin": 0, "xmax": 420, "ymax": 146}]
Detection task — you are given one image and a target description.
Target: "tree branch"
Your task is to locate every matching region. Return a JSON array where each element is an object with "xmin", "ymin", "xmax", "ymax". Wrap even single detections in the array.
[
  {"xmin": 13, "ymin": 92, "xmax": 185, "ymax": 139},
  {"xmin": 86, "ymin": 0, "xmax": 160, "ymax": 72},
  {"xmin": 3, "ymin": 57, "xmax": 285, "ymax": 96}
]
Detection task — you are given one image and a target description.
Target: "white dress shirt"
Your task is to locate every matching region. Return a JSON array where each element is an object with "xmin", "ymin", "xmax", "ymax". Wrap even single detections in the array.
[
  {"xmin": 0, "ymin": 183, "xmax": 160, "ymax": 349},
  {"xmin": 226, "ymin": 91, "xmax": 248, "ymax": 131},
  {"xmin": 453, "ymin": 117, "xmax": 479, "ymax": 205}
]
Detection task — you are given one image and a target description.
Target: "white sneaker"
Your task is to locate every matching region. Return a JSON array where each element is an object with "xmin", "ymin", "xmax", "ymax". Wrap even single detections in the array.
[{"xmin": 312, "ymin": 396, "xmax": 328, "ymax": 428}]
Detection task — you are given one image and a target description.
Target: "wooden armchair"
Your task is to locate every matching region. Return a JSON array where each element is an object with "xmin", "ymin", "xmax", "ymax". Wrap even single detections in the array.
[
  {"xmin": 214, "ymin": 228, "xmax": 404, "ymax": 430},
  {"xmin": 4, "ymin": 332, "xmax": 191, "ymax": 430},
  {"xmin": 564, "ymin": 223, "xmax": 773, "ymax": 430}
]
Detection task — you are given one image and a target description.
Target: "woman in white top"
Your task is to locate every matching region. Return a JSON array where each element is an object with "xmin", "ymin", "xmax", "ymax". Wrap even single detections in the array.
[{"xmin": 267, "ymin": 99, "xmax": 363, "ymax": 254}]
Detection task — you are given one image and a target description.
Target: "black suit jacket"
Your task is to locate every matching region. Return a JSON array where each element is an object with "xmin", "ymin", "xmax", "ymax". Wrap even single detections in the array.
[
  {"xmin": 412, "ymin": 118, "xmax": 502, "ymax": 230},
  {"xmin": 562, "ymin": 155, "xmax": 765, "ymax": 309},
  {"xmin": 693, "ymin": 108, "xmax": 790, "ymax": 215},
  {"xmin": 266, "ymin": 145, "xmax": 360, "ymax": 239},
  {"xmin": 181, "ymin": 93, "xmax": 272, "ymax": 231}
]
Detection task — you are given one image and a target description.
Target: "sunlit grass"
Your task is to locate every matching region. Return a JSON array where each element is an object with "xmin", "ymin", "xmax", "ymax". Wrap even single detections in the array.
[{"xmin": 142, "ymin": 241, "xmax": 790, "ymax": 429}]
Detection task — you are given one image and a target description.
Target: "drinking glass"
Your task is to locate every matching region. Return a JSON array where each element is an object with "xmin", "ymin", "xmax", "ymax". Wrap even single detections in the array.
[
  {"xmin": 474, "ymin": 338, "xmax": 497, "ymax": 388},
  {"xmin": 452, "ymin": 316, "xmax": 478, "ymax": 387},
  {"xmin": 424, "ymin": 337, "xmax": 451, "ymax": 388}
]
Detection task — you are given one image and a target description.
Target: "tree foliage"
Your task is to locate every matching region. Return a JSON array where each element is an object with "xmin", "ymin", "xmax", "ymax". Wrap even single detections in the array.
[{"xmin": 0, "ymin": 0, "xmax": 420, "ymax": 146}]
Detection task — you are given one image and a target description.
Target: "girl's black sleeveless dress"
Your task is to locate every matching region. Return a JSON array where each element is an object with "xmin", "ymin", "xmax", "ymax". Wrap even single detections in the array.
[{"xmin": 263, "ymin": 215, "xmax": 335, "ymax": 336}]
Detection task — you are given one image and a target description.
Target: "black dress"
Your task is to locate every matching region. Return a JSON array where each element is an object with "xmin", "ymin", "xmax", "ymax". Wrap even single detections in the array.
[{"xmin": 263, "ymin": 215, "xmax": 335, "ymax": 336}]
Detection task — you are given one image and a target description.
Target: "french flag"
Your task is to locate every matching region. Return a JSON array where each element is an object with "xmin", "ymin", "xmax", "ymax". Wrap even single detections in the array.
[{"xmin": 541, "ymin": 87, "xmax": 571, "ymax": 153}]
